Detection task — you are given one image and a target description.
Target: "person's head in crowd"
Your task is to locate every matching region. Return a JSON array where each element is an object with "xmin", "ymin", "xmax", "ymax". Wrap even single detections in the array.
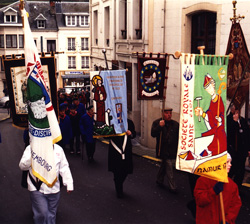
[
  {"xmin": 227, "ymin": 153, "xmax": 232, "ymax": 173},
  {"xmin": 163, "ymin": 108, "xmax": 173, "ymax": 121},
  {"xmin": 230, "ymin": 104, "xmax": 236, "ymax": 115},
  {"xmin": 233, "ymin": 106, "xmax": 240, "ymax": 121},
  {"xmin": 73, "ymin": 97, "xmax": 79, "ymax": 106},
  {"xmin": 87, "ymin": 105, "xmax": 94, "ymax": 117},
  {"xmin": 59, "ymin": 104, "xmax": 67, "ymax": 118},
  {"xmin": 69, "ymin": 104, "xmax": 77, "ymax": 114}
]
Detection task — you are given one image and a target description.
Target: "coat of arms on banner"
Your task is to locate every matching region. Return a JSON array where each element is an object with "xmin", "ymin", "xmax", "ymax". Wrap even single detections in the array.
[
  {"xmin": 176, "ymin": 54, "xmax": 229, "ymax": 183},
  {"xmin": 137, "ymin": 57, "xmax": 166, "ymax": 100},
  {"xmin": 90, "ymin": 70, "xmax": 127, "ymax": 137}
]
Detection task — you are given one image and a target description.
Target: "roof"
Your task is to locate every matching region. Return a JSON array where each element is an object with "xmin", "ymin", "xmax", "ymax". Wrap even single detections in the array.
[{"xmin": 0, "ymin": 1, "xmax": 89, "ymax": 30}]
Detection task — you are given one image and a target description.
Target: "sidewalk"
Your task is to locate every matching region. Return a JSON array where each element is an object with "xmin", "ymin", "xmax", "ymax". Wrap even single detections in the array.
[
  {"xmin": 132, "ymin": 138, "xmax": 161, "ymax": 162},
  {"xmin": 0, "ymin": 108, "xmax": 10, "ymax": 122}
]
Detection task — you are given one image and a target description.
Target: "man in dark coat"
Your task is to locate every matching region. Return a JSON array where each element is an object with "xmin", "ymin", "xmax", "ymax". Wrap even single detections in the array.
[
  {"xmin": 227, "ymin": 106, "xmax": 250, "ymax": 190},
  {"xmin": 151, "ymin": 108, "xmax": 179, "ymax": 193},
  {"xmin": 58, "ymin": 104, "xmax": 73, "ymax": 151},
  {"xmin": 108, "ymin": 119, "xmax": 136, "ymax": 198},
  {"xmin": 80, "ymin": 105, "xmax": 96, "ymax": 162},
  {"xmin": 69, "ymin": 104, "xmax": 81, "ymax": 154}
]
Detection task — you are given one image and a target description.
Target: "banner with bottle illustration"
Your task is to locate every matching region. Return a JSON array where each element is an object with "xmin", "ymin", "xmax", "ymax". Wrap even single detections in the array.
[
  {"xmin": 16, "ymin": 8, "xmax": 61, "ymax": 187},
  {"xmin": 176, "ymin": 54, "xmax": 229, "ymax": 183},
  {"xmin": 137, "ymin": 56, "xmax": 167, "ymax": 100},
  {"xmin": 90, "ymin": 70, "xmax": 127, "ymax": 137}
]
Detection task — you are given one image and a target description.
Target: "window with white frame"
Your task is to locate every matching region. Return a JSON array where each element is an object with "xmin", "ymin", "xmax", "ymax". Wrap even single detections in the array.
[
  {"xmin": 6, "ymin": 35, "xmax": 17, "ymax": 48},
  {"xmin": 68, "ymin": 38, "xmax": 75, "ymax": 51},
  {"xmin": 81, "ymin": 56, "xmax": 89, "ymax": 68},
  {"xmin": 0, "ymin": 35, "xmax": 4, "ymax": 48},
  {"xmin": 19, "ymin": 35, "xmax": 24, "ymax": 48},
  {"xmin": 4, "ymin": 14, "xmax": 17, "ymax": 23},
  {"xmin": 81, "ymin": 38, "xmax": 89, "ymax": 50},
  {"xmin": 80, "ymin": 15, "xmax": 89, "ymax": 26},
  {"xmin": 37, "ymin": 20, "xmax": 46, "ymax": 29},
  {"xmin": 68, "ymin": 56, "xmax": 76, "ymax": 69},
  {"xmin": 66, "ymin": 15, "xmax": 76, "ymax": 26}
]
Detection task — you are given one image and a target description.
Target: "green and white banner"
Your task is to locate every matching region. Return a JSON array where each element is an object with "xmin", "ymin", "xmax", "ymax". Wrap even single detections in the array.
[
  {"xmin": 22, "ymin": 8, "xmax": 61, "ymax": 187},
  {"xmin": 176, "ymin": 54, "xmax": 229, "ymax": 183}
]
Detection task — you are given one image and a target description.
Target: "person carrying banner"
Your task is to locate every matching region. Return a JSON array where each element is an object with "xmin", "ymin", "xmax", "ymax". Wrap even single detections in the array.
[
  {"xmin": 194, "ymin": 73, "xmax": 227, "ymax": 156},
  {"xmin": 194, "ymin": 153, "xmax": 242, "ymax": 224},
  {"xmin": 227, "ymin": 106, "xmax": 250, "ymax": 191},
  {"xmin": 80, "ymin": 105, "xmax": 96, "ymax": 162},
  {"xmin": 19, "ymin": 143, "xmax": 74, "ymax": 224},
  {"xmin": 151, "ymin": 108, "xmax": 179, "ymax": 193},
  {"xmin": 108, "ymin": 119, "xmax": 136, "ymax": 198}
]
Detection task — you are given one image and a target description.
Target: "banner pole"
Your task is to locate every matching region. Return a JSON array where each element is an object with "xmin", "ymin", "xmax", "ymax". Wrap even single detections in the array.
[
  {"xmin": 102, "ymin": 49, "xmax": 109, "ymax": 70},
  {"xmin": 220, "ymin": 193, "xmax": 226, "ymax": 224},
  {"xmin": 158, "ymin": 55, "xmax": 170, "ymax": 157},
  {"xmin": 19, "ymin": 0, "xmax": 25, "ymax": 28}
]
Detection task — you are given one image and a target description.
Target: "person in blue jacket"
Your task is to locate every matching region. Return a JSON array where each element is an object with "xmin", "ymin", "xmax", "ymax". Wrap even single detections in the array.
[
  {"xmin": 58, "ymin": 104, "xmax": 73, "ymax": 151},
  {"xmin": 73, "ymin": 97, "xmax": 86, "ymax": 117},
  {"xmin": 80, "ymin": 105, "xmax": 96, "ymax": 162},
  {"xmin": 69, "ymin": 104, "xmax": 82, "ymax": 154}
]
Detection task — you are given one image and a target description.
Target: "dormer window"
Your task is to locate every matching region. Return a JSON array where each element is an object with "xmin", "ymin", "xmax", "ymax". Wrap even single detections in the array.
[
  {"xmin": 66, "ymin": 15, "xmax": 76, "ymax": 26},
  {"xmin": 80, "ymin": 15, "xmax": 89, "ymax": 26},
  {"xmin": 35, "ymin": 13, "xmax": 47, "ymax": 29},
  {"xmin": 37, "ymin": 20, "xmax": 45, "ymax": 29},
  {"xmin": 3, "ymin": 7, "xmax": 17, "ymax": 23}
]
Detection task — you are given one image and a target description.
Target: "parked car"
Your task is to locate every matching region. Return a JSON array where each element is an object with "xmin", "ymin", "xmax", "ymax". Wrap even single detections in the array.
[{"xmin": 0, "ymin": 96, "xmax": 10, "ymax": 108}]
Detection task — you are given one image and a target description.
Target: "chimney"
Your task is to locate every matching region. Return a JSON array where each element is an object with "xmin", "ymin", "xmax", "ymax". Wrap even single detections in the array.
[{"xmin": 50, "ymin": 0, "xmax": 56, "ymax": 15}]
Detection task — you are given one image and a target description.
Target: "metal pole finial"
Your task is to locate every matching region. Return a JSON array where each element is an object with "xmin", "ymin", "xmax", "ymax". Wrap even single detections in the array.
[{"xmin": 230, "ymin": 0, "xmax": 245, "ymax": 23}]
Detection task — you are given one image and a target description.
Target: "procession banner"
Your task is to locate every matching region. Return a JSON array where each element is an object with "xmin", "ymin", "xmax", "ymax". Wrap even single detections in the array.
[
  {"xmin": 226, "ymin": 22, "xmax": 250, "ymax": 109},
  {"xmin": 4, "ymin": 56, "xmax": 58, "ymax": 128},
  {"xmin": 91, "ymin": 70, "xmax": 127, "ymax": 137},
  {"xmin": 176, "ymin": 54, "xmax": 229, "ymax": 183},
  {"xmin": 21, "ymin": 8, "xmax": 61, "ymax": 187},
  {"xmin": 137, "ymin": 56, "xmax": 166, "ymax": 100}
]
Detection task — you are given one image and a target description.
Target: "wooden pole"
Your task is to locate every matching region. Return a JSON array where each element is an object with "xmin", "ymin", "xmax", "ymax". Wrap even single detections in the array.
[
  {"xmin": 19, "ymin": 0, "xmax": 25, "ymax": 28},
  {"xmin": 158, "ymin": 55, "xmax": 170, "ymax": 157}
]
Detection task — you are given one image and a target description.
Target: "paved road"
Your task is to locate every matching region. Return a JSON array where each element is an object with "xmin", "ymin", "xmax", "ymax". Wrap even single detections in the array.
[{"xmin": 0, "ymin": 119, "xmax": 250, "ymax": 224}]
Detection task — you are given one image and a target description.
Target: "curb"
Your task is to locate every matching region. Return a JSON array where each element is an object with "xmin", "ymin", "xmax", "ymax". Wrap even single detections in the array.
[{"xmin": 0, "ymin": 116, "xmax": 10, "ymax": 122}]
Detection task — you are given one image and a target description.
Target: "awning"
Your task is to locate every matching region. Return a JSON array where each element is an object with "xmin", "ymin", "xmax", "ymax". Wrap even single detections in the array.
[{"xmin": 61, "ymin": 74, "xmax": 90, "ymax": 79}]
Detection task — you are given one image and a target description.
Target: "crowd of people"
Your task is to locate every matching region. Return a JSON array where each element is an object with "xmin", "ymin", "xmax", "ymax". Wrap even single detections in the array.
[
  {"xmin": 57, "ymin": 89, "xmax": 93, "ymax": 159},
  {"xmin": 16, "ymin": 84, "xmax": 249, "ymax": 224}
]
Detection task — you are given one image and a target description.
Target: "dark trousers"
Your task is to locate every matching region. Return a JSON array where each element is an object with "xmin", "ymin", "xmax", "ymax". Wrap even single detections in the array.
[
  {"xmin": 86, "ymin": 141, "xmax": 96, "ymax": 159},
  {"xmin": 229, "ymin": 157, "xmax": 246, "ymax": 190},
  {"xmin": 156, "ymin": 159, "xmax": 176, "ymax": 190},
  {"xmin": 113, "ymin": 170, "xmax": 128, "ymax": 197},
  {"xmin": 70, "ymin": 133, "xmax": 80, "ymax": 153}
]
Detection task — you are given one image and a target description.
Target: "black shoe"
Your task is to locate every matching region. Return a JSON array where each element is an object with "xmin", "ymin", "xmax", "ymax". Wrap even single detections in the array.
[
  {"xmin": 169, "ymin": 188, "xmax": 178, "ymax": 194},
  {"xmin": 70, "ymin": 151, "xmax": 74, "ymax": 154},
  {"xmin": 88, "ymin": 157, "xmax": 94, "ymax": 163},
  {"xmin": 156, "ymin": 181, "xmax": 164, "ymax": 188},
  {"xmin": 116, "ymin": 192, "xmax": 124, "ymax": 199}
]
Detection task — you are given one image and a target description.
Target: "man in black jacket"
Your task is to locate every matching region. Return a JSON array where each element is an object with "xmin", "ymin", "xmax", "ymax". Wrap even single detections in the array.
[
  {"xmin": 151, "ymin": 108, "xmax": 179, "ymax": 193},
  {"xmin": 227, "ymin": 106, "xmax": 250, "ymax": 191}
]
